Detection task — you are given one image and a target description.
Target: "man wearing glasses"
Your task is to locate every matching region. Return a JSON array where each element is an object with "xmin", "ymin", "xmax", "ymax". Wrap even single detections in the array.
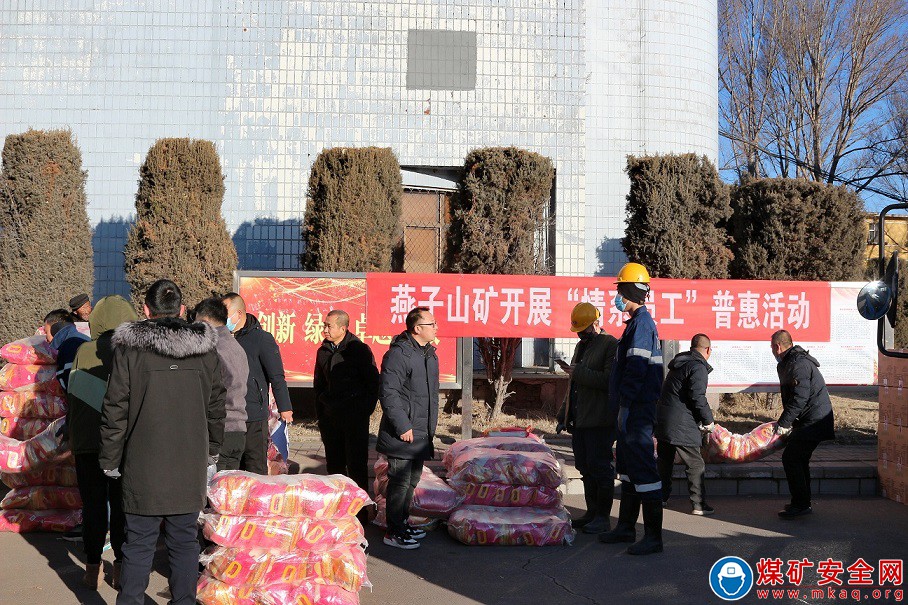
[
  {"xmin": 376, "ymin": 306, "xmax": 440, "ymax": 549},
  {"xmin": 313, "ymin": 309, "xmax": 380, "ymax": 524}
]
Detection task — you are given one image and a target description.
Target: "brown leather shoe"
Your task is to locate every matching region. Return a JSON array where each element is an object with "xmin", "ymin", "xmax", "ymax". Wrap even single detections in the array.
[{"xmin": 82, "ymin": 563, "xmax": 101, "ymax": 590}]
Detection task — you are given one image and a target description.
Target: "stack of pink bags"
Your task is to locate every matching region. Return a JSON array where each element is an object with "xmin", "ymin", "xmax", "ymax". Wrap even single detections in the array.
[
  {"xmin": 0, "ymin": 336, "xmax": 80, "ymax": 532},
  {"xmin": 444, "ymin": 436, "xmax": 574, "ymax": 546},
  {"xmin": 197, "ymin": 471, "xmax": 372, "ymax": 605},
  {"xmin": 371, "ymin": 455, "xmax": 464, "ymax": 531}
]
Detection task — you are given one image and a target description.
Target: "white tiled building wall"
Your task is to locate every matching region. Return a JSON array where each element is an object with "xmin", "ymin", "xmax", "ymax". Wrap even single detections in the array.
[
  {"xmin": 586, "ymin": 0, "xmax": 718, "ymax": 276},
  {"xmin": 0, "ymin": 0, "xmax": 715, "ymax": 299}
]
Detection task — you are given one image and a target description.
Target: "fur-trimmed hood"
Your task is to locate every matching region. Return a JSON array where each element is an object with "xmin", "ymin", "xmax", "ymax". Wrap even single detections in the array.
[{"xmin": 112, "ymin": 317, "xmax": 218, "ymax": 359}]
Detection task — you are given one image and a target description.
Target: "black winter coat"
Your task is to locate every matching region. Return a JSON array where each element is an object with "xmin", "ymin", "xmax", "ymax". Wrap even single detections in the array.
[
  {"xmin": 376, "ymin": 332, "xmax": 439, "ymax": 460},
  {"xmin": 655, "ymin": 350, "xmax": 715, "ymax": 447},
  {"xmin": 556, "ymin": 332, "xmax": 619, "ymax": 430},
  {"xmin": 98, "ymin": 318, "xmax": 226, "ymax": 516},
  {"xmin": 314, "ymin": 331, "xmax": 379, "ymax": 419},
  {"xmin": 776, "ymin": 345, "xmax": 835, "ymax": 442},
  {"xmin": 234, "ymin": 313, "xmax": 292, "ymax": 422}
]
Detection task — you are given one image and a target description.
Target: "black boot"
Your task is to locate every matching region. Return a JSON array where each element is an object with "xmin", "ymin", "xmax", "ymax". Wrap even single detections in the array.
[
  {"xmin": 598, "ymin": 489, "xmax": 638, "ymax": 543},
  {"xmin": 571, "ymin": 479, "xmax": 598, "ymax": 529},
  {"xmin": 627, "ymin": 500, "xmax": 663, "ymax": 555},
  {"xmin": 582, "ymin": 482, "xmax": 614, "ymax": 534}
]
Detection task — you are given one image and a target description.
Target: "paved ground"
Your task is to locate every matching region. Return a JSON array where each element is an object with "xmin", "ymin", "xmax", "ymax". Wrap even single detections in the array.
[{"xmin": 0, "ymin": 494, "xmax": 906, "ymax": 605}]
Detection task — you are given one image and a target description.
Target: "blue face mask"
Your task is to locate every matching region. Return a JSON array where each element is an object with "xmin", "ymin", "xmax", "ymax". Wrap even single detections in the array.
[
  {"xmin": 614, "ymin": 294, "xmax": 627, "ymax": 312},
  {"xmin": 226, "ymin": 313, "xmax": 238, "ymax": 332}
]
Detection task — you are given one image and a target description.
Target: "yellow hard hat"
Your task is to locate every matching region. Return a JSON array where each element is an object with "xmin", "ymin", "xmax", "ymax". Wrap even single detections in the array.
[
  {"xmin": 570, "ymin": 302, "xmax": 600, "ymax": 332},
  {"xmin": 616, "ymin": 262, "xmax": 651, "ymax": 284}
]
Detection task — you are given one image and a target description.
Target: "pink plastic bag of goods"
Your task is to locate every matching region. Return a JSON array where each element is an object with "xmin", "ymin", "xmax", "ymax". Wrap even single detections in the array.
[
  {"xmin": 200, "ymin": 512, "xmax": 365, "ymax": 552},
  {"xmin": 0, "ymin": 417, "xmax": 53, "ymax": 440},
  {"xmin": 0, "ymin": 391, "xmax": 67, "ymax": 419},
  {"xmin": 370, "ymin": 494, "xmax": 438, "ymax": 531},
  {"xmin": 197, "ymin": 574, "xmax": 360, "ymax": 605},
  {"xmin": 442, "ymin": 436, "xmax": 552, "ymax": 469},
  {"xmin": 1, "ymin": 485, "xmax": 81, "ymax": 510},
  {"xmin": 266, "ymin": 441, "xmax": 289, "ymax": 475},
  {"xmin": 202, "ymin": 545, "xmax": 369, "ymax": 592},
  {"xmin": 0, "ymin": 336, "xmax": 57, "ymax": 366},
  {"xmin": 0, "ymin": 417, "xmax": 69, "ymax": 473},
  {"xmin": 701, "ymin": 422, "xmax": 784, "ymax": 463},
  {"xmin": 0, "ymin": 364, "xmax": 60, "ymax": 393},
  {"xmin": 373, "ymin": 456, "xmax": 463, "ymax": 518},
  {"xmin": 447, "ymin": 505, "xmax": 575, "ymax": 546},
  {"xmin": 481, "ymin": 426, "xmax": 542, "ymax": 440},
  {"xmin": 446, "ymin": 448, "xmax": 564, "ymax": 489},
  {"xmin": 449, "ymin": 481, "xmax": 562, "ymax": 508},
  {"xmin": 207, "ymin": 471, "xmax": 370, "ymax": 519},
  {"xmin": 0, "ymin": 508, "xmax": 81, "ymax": 533},
  {"xmin": 1, "ymin": 464, "xmax": 78, "ymax": 488}
]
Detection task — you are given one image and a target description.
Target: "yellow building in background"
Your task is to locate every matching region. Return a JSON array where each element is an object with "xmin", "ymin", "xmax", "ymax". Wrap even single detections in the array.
[{"xmin": 865, "ymin": 212, "xmax": 908, "ymax": 263}]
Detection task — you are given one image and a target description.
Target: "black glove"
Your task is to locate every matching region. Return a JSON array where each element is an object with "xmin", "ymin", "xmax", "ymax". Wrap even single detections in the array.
[{"xmin": 555, "ymin": 422, "xmax": 566, "ymax": 435}]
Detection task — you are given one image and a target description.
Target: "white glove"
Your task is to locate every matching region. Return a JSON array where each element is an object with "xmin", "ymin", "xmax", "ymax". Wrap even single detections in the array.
[
  {"xmin": 699, "ymin": 423, "xmax": 715, "ymax": 434},
  {"xmin": 774, "ymin": 424, "xmax": 792, "ymax": 437},
  {"xmin": 103, "ymin": 468, "xmax": 121, "ymax": 479}
]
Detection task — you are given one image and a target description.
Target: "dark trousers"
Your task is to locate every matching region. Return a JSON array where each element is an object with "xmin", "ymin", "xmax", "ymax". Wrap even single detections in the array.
[
  {"xmin": 240, "ymin": 419, "xmax": 268, "ymax": 475},
  {"xmin": 118, "ymin": 512, "xmax": 199, "ymax": 605},
  {"xmin": 385, "ymin": 457, "xmax": 423, "ymax": 536},
  {"xmin": 615, "ymin": 405, "xmax": 662, "ymax": 502},
  {"xmin": 75, "ymin": 453, "xmax": 125, "ymax": 564},
  {"xmin": 782, "ymin": 439, "xmax": 820, "ymax": 508},
  {"xmin": 572, "ymin": 426, "xmax": 616, "ymax": 487},
  {"xmin": 319, "ymin": 411, "xmax": 370, "ymax": 493},
  {"xmin": 218, "ymin": 431, "xmax": 247, "ymax": 472},
  {"xmin": 657, "ymin": 441, "xmax": 706, "ymax": 506}
]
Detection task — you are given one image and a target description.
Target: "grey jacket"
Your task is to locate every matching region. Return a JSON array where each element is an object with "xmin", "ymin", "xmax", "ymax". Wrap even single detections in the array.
[{"xmin": 215, "ymin": 325, "xmax": 249, "ymax": 433}]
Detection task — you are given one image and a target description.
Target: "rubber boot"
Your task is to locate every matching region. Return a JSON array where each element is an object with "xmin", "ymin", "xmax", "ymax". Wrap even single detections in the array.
[
  {"xmin": 627, "ymin": 500, "xmax": 663, "ymax": 555},
  {"xmin": 582, "ymin": 482, "xmax": 614, "ymax": 534},
  {"xmin": 571, "ymin": 479, "xmax": 598, "ymax": 529},
  {"xmin": 598, "ymin": 488, "xmax": 638, "ymax": 543},
  {"xmin": 83, "ymin": 563, "xmax": 101, "ymax": 590}
]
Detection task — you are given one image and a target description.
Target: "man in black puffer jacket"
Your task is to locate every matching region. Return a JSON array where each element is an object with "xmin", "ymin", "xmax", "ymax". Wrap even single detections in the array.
[
  {"xmin": 656, "ymin": 334, "xmax": 716, "ymax": 516},
  {"xmin": 223, "ymin": 293, "xmax": 293, "ymax": 474},
  {"xmin": 376, "ymin": 307, "xmax": 439, "ymax": 550},
  {"xmin": 771, "ymin": 330, "xmax": 835, "ymax": 519},
  {"xmin": 314, "ymin": 309, "xmax": 379, "ymax": 495},
  {"xmin": 100, "ymin": 280, "xmax": 225, "ymax": 605}
]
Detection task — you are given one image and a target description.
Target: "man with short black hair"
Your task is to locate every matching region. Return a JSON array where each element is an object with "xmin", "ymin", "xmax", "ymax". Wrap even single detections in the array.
[
  {"xmin": 195, "ymin": 298, "xmax": 249, "ymax": 472},
  {"xmin": 222, "ymin": 292, "xmax": 293, "ymax": 474},
  {"xmin": 376, "ymin": 306, "xmax": 439, "ymax": 550},
  {"xmin": 656, "ymin": 333, "xmax": 716, "ymax": 516},
  {"xmin": 314, "ymin": 309, "xmax": 379, "ymax": 497},
  {"xmin": 100, "ymin": 279, "xmax": 225, "ymax": 605},
  {"xmin": 771, "ymin": 329, "xmax": 835, "ymax": 519},
  {"xmin": 44, "ymin": 308, "xmax": 90, "ymax": 390}
]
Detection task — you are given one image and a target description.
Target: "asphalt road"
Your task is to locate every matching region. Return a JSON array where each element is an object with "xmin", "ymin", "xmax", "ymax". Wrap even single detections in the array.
[{"xmin": 0, "ymin": 495, "xmax": 905, "ymax": 605}]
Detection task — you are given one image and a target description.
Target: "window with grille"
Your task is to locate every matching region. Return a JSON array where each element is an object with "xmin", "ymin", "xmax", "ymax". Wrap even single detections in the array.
[{"xmin": 394, "ymin": 188, "xmax": 453, "ymax": 273}]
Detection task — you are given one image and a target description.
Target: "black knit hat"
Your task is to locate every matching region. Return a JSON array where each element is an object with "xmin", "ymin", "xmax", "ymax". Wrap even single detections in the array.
[
  {"xmin": 618, "ymin": 282, "xmax": 649, "ymax": 305},
  {"xmin": 68, "ymin": 293, "xmax": 90, "ymax": 311}
]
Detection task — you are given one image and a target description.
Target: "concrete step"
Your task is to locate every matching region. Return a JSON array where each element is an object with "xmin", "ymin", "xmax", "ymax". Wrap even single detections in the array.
[{"xmin": 288, "ymin": 437, "xmax": 879, "ymax": 498}]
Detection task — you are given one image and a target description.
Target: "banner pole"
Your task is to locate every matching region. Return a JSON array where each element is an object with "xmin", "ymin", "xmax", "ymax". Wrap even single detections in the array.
[{"xmin": 460, "ymin": 336, "xmax": 473, "ymax": 439}]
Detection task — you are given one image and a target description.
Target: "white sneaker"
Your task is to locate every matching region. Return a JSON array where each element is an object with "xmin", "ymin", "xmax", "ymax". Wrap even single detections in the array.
[{"xmin": 405, "ymin": 525, "xmax": 427, "ymax": 540}]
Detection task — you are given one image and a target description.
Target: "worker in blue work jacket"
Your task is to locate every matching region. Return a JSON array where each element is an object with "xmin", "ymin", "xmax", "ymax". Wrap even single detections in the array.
[{"xmin": 598, "ymin": 262, "xmax": 665, "ymax": 555}]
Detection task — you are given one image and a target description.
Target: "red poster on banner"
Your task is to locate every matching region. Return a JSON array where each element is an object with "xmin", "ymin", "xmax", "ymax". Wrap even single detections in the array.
[
  {"xmin": 365, "ymin": 273, "xmax": 831, "ymax": 342},
  {"xmin": 237, "ymin": 275, "xmax": 459, "ymax": 385}
]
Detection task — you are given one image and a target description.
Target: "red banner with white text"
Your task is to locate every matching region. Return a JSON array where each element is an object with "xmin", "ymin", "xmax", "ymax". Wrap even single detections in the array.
[
  {"xmin": 237, "ymin": 275, "xmax": 459, "ymax": 385},
  {"xmin": 365, "ymin": 273, "xmax": 832, "ymax": 341}
]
